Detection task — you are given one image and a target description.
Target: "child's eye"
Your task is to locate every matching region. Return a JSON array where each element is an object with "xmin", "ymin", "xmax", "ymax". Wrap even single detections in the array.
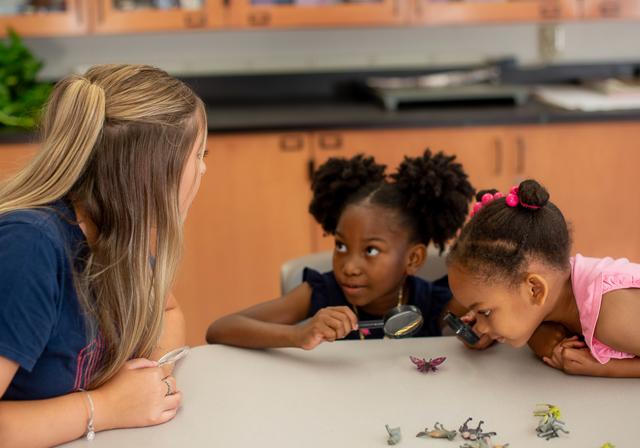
[
  {"xmin": 335, "ymin": 242, "xmax": 347, "ymax": 253},
  {"xmin": 478, "ymin": 309, "xmax": 492, "ymax": 317},
  {"xmin": 199, "ymin": 148, "xmax": 209, "ymax": 159},
  {"xmin": 365, "ymin": 247, "xmax": 380, "ymax": 256}
]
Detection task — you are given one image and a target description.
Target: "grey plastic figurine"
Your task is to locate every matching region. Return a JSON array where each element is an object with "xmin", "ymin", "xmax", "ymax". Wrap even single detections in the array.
[
  {"xmin": 416, "ymin": 422, "xmax": 457, "ymax": 440},
  {"xmin": 535, "ymin": 415, "xmax": 569, "ymax": 440},
  {"xmin": 459, "ymin": 418, "xmax": 496, "ymax": 441},
  {"xmin": 460, "ymin": 438, "xmax": 510, "ymax": 448},
  {"xmin": 386, "ymin": 424, "xmax": 402, "ymax": 445}
]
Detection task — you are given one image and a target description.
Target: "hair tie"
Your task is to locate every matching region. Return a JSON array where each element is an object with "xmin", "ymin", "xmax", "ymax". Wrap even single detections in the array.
[
  {"xmin": 469, "ymin": 191, "xmax": 504, "ymax": 217},
  {"xmin": 506, "ymin": 186, "xmax": 541, "ymax": 210}
]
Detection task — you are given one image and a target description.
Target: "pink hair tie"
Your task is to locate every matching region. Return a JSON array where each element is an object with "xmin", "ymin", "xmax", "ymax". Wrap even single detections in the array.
[
  {"xmin": 470, "ymin": 191, "xmax": 505, "ymax": 217},
  {"xmin": 505, "ymin": 185, "xmax": 541, "ymax": 209}
]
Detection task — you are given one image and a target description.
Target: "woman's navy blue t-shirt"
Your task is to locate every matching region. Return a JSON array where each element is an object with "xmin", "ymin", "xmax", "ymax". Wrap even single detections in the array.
[
  {"xmin": 0, "ymin": 200, "xmax": 104, "ymax": 400},
  {"xmin": 303, "ymin": 268, "xmax": 452, "ymax": 339}
]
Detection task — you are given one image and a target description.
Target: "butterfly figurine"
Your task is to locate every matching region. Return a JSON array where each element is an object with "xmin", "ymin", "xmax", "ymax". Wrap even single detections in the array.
[{"xmin": 409, "ymin": 355, "xmax": 446, "ymax": 373}]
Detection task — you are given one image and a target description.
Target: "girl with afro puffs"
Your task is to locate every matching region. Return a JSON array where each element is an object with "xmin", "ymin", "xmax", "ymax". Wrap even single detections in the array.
[{"xmin": 207, "ymin": 150, "xmax": 474, "ymax": 349}]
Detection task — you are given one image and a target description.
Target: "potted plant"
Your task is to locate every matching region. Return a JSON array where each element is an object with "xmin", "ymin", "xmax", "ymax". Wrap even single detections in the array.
[{"xmin": 0, "ymin": 28, "xmax": 52, "ymax": 130}]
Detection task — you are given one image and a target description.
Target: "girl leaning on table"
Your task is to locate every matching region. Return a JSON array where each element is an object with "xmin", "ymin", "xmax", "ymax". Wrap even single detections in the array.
[
  {"xmin": 0, "ymin": 64, "xmax": 208, "ymax": 446},
  {"xmin": 207, "ymin": 150, "xmax": 474, "ymax": 349},
  {"xmin": 447, "ymin": 179, "xmax": 640, "ymax": 377}
]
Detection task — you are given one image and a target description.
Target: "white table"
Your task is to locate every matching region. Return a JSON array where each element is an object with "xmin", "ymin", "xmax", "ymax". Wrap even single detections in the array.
[{"xmin": 64, "ymin": 337, "xmax": 638, "ymax": 447}]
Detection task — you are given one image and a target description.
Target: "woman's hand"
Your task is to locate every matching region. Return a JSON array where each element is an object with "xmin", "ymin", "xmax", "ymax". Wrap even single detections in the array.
[
  {"xmin": 459, "ymin": 310, "xmax": 496, "ymax": 350},
  {"xmin": 293, "ymin": 306, "xmax": 358, "ymax": 350},
  {"xmin": 91, "ymin": 358, "xmax": 182, "ymax": 431}
]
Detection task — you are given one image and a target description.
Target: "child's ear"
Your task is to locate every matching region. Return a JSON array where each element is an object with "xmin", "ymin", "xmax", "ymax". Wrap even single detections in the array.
[
  {"xmin": 525, "ymin": 274, "xmax": 548, "ymax": 307},
  {"xmin": 406, "ymin": 244, "xmax": 427, "ymax": 275}
]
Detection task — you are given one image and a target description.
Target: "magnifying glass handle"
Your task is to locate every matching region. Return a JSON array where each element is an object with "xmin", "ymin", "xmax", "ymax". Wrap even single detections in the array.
[{"xmin": 357, "ymin": 319, "xmax": 385, "ymax": 330}]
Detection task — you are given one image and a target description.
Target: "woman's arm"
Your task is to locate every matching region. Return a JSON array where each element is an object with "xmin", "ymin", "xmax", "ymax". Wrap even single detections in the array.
[
  {"xmin": 0, "ymin": 357, "xmax": 181, "ymax": 448},
  {"xmin": 151, "ymin": 292, "xmax": 186, "ymax": 376}
]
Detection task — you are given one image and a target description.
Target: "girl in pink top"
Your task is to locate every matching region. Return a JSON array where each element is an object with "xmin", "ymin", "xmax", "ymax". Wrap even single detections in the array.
[{"xmin": 446, "ymin": 179, "xmax": 640, "ymax": 378}]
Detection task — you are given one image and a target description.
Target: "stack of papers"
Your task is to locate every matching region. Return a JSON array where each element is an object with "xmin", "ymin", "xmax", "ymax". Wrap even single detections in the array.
[{"xmin": 535, "ymin": 85, "xmax": 640, "ymax": 112}]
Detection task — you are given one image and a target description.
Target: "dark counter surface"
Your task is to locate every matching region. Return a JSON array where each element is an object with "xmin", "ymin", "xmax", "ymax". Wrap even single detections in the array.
[{"xmin": 205, "ymin": 98, "xmax": 640, "ymax": 133}]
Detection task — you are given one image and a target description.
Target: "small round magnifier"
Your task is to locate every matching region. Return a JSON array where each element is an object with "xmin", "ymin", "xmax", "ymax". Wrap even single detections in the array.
[
  {"xmin": 157, "ymin": 346, "xmax": 190, "ymax": 367},
  {"xmin": 356, "ymin": 304, "xmax": 424, "ymax": 338}
]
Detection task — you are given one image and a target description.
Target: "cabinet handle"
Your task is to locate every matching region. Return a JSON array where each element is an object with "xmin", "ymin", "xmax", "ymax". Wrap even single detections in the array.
[
  {"xmin": 539, "ymin": 1, "xmax": 561, "ymax": 19},
  {"xmin": 248, "ymin": 11, "xmax": 271, "ymax": 26},
  {"xmin": 97, "ymin": 0, "xmax": 105, "ymax": 24},
  {"xmin": 318, "ymin": 133, "xmax": 343, "ymax": 150},
  {"xmin": 516, "ymin": 136, "xmax": 526, "ymax": 175},
  {"xmin": 414, "ymin": 0, "xmax": 423, "ymax": 18},
  {"xmin": 75, "ymin": 0, "xmax": 84, "ymax": 25},
  {"xmin": 279, "ymin": 134, "xmax": 304, "ymax": 152},
  {"xmin": 307, "ymin": 158, "xmax": 316, "ymax": 183},
  {"xmin": 493, "ymin": 138, "xmax": 503, "ymax": 176},
  {"xmin": 392, "ymin": 0, "xmax": 400, "ymax": 17},
  {"xmin": 599, "ymin": 0, "xmax": 621, "ymax": 17}
]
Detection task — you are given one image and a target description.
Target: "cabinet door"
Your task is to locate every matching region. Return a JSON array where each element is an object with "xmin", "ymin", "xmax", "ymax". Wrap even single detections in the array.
[
  {"xmin": 0, "ymin": 0, "xmax": 89, "ymax": 37},
  {"xmin": 508, "ymin": 122, "xmax": 640, "ymax": 260},
  {"xmin": 173, "ymin": 133, "xmax": 315, "ymax": 345},
  {"xmin": 583, "ymin": 0, "xmax": 640, "ymax": 18},
  {"xmin": 311, "ymin": 127, "xmax": 512, "ymax": 250},
  {"xmin": 412, "ymin": 0, "xmax": 580, "ymax": 25},
  {"xmin": 92, "ymin": 0, "xmax": 222, "ymax": 34},
  {"xmin": 0, "ymin": 144, "xmax": 38, "ymax": 180},
  {"xmin": 226, "ymin": 0, "xmax": 405, "ymax": 29}
]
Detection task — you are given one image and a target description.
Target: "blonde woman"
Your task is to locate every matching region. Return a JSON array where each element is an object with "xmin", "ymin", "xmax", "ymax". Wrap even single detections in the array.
[{"xmin": 0, "ymin": 65, "xmax": 207, "ymax": 446}]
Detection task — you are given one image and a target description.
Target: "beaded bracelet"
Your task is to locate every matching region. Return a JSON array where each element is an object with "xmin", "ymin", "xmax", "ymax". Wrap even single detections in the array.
[{"xmin": 79, "ymin": 389, "xmax": 95, "ymax": 441}]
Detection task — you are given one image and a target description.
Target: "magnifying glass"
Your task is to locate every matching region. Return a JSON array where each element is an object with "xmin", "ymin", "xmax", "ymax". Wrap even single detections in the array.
[
  {"xmin": 157, "ymin": 346, "xmax": 190, "ymax": 367},
  {"xmin": 356, "ymin": 304, "xmax": 424, "ymax": 338}
]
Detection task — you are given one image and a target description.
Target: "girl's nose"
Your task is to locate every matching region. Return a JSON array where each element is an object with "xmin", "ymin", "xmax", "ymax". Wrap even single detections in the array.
[
  {"xmin": 474, "ymin": 318, "xmax": 490, "ymax": 336},
  {"xmin": 341, "ymin": 256, "xmax": 362, "ymax": 277}
]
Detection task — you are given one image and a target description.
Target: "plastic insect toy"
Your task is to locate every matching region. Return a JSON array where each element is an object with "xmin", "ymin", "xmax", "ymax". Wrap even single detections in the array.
[
  {"xmin": 459, "ymin": 418, "xmax": 496, "ymax": 441},
  {"xmin": 600, "ymin": 443, "xmax": 615, "ymax": 448},
  {"xmin": 533, "ymin": 403, "xmax": 562, "ymax": 423},
  {"xmin": 416, "ymin": 422, "xmax": 457, "ymax": 440},
  {"xmin": 409, "ymin": 355, "xmax": 446, "ymax": 373},
  {"xmin": 385, "ymin": 424, "xmax": 402, "ymax": 445}
]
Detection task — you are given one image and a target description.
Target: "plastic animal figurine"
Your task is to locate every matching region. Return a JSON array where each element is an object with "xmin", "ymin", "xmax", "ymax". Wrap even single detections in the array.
[
  {"xmin": 535, "ymin": 415, "xmax": 569, "ymax": 440},
  {"xmin": 385, "ymin": 424, "xmax": 402, "ymax": 445},
  {"xmin": 409, "ymin": 355, "xmax": 446, "ymax": 373},
  {"xmin": 459, "ymin": 418, "xmax": 497, "ymax": 441},
  {"xmin": 416, "ymin": 422, "xmax": 457, "ymax": 440},
  {"xmin": 600, "ymin": 443, "xmax": 615, "ymax": 448}
]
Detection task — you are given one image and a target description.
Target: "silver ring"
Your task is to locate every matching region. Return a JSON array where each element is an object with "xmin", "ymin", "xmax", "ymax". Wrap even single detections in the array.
[{"xmin": 162, "ymin": 378, "xmax": 172, "ymax": 396}]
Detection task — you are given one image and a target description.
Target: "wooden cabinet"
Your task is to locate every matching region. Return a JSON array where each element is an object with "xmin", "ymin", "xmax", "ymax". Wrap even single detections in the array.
[
  {"xmin": 583, "ymin": 0, "xmax": 640, "ymax": 19},
  {"xmin": 172, "ymin": 132, "xmax": 316, "ymax": 344},
  {"xmin": 91, "ymin": 0, "xmax": 223, "ymax": 33},
  {"xmin": 412, "ymin": 0, "xmax": 580, "ymax": 25},
  {"xmin": 0, "ymin": 144, "xmax": 38, "ymax": 179},
  {"xmin": 226, "ymin": 0, "xmax": 405, "ymax": 29},
  {"xmin": 0, "ymin": 0, "xmax": 89, "ymax": 37},
  {"xmin": 310, "ymin": 127, "xmax": 514, "ymax": 251},
  {"xmin": 505, "ymin": 122, "xmax": 640, "ymax": 260}
]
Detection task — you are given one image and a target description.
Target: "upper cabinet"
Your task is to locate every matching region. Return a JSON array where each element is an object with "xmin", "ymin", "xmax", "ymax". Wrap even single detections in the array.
[
  {"xmin": 412, "ymin": 0, "xmax": 581, "ymax": 25},
  {"xmin": 91, "ymin": 0, "xmax": 223, "ymax": 33},
  {"xmin": 0, "ymin": 0, "xmax": 89, "ymax": 37},
  {"xmin": 583, "ymin": 0, "xmax": 640, "ymax": 19},
  {"xmin": 225, "ymin": 0, "xmax": 405, "ymax": 28},
  {"xmin": 2, "ymin": 0, "xmax": 640, "ymax": 35}
]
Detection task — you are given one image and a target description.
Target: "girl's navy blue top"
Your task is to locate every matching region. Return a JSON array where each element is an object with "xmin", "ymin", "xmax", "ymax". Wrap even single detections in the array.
[{"xmin": 303, "ymin": 268, "xmax": 452, "ymax": 339}]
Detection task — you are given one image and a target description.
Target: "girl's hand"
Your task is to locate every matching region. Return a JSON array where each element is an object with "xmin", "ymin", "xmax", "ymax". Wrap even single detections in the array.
[
  {"xmin": 460, "ymin": 311, "xmax": 495, "ymax": 350},
  {"xmin": 294, "ymin": 306, "xmax": 358, "ymax": 350},
  {"xmin": 91, "ymin": 358, "xmax": 182, "ymax": 431},
  {"xmin": 542, "ymin": 336, "xmax": 586, "ymax": 370}
]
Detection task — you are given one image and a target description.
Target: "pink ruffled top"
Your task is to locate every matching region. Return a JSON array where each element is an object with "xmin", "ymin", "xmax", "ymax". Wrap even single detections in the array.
[{"xmin": 571, "ymin": 254, "xmax": 640, "ymax": 364}]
